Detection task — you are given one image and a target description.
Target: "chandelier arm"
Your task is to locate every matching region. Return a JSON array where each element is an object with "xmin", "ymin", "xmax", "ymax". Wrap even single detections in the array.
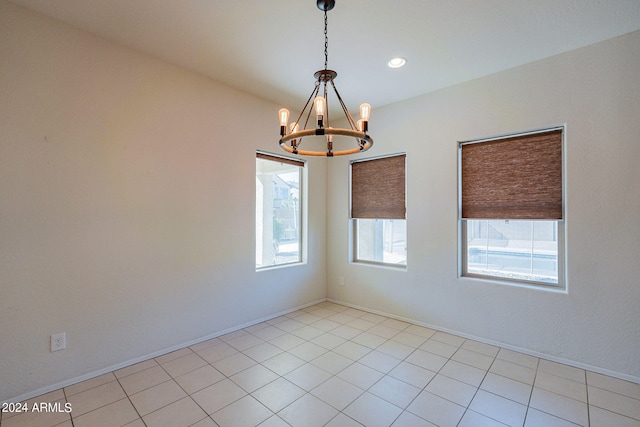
[
  {"xmin": 330, "ymin": 79, "xmax": 359, "ymax": 130},
  {"xmin": 293, "ymin": 82, "xmax": 320, "ymax": 132},
  {"xmin": 290, "ymin": 83, "xmax": 320, "ymax": 152},
  {"xmin": 323, "ymin": 81, "xmax": 330, "ymax": 129},
  {"xmin": 299, "ymin": 83, "xmax": 321, "ymax": 149}
]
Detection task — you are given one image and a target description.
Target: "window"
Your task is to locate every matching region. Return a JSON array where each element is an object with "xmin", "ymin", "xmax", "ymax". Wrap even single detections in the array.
[
  {"xmin": 459, "ymin": 128, "xmax": 564, "ymax": 287},
  {"xmin": 256, "ymin": 152, "xmax": 304, "ymax": 269},
  {"xmin": 351, "ymin": 154, "xmax": 407, "ymax": 266}
]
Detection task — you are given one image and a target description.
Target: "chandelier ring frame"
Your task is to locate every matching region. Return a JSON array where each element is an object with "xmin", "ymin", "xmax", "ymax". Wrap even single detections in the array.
[{"xmin": 280, "ymin": 128, "xmax": 373, "ymax": 157}]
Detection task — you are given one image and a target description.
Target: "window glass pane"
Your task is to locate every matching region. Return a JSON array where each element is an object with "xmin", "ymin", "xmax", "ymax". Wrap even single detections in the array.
[
  {"xmin": 465, "ymin": 219, "xmax": 558, "ymax": 284},
  {"xmin": 355, "ymin": 219, "xmax": 406, "ymax": 266},
  {"xmin": 256, "ymin": 157, "xmax": 302, "ymax": 268}
]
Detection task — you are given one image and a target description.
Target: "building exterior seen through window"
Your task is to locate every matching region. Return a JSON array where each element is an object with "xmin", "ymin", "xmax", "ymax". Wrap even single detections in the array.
[{"xmin": 256, "ymin": 154, "xmax": 302, "ymax": 269}]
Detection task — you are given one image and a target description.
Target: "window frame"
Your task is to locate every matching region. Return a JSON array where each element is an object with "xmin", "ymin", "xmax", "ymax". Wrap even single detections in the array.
[
  {"xmin": 458, "ymin": 127, "xmax": 566, "ymax": 289},
  {"xmin": 350, "ymin": 153, "xmax": 407, "ymax": 269},
  {"xmin": 255, "ymin": 151, "xmax": 306, "ymax": 270}
]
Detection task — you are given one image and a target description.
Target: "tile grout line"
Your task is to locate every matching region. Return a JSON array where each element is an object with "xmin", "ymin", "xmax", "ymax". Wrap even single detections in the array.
[
  {"xmin": 61, "ymin": 386, "xmax": 75, "ymax": 427},
  {"xmin": 521, "ymin": 355, "xmax": 542, "ymax": 427},
  {"xmin": 585, "ymin": 369, "xmax": 591, "ymax": 427}
]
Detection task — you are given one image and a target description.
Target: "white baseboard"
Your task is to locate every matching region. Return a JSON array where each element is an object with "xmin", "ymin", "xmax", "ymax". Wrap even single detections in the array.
[
  {"xmin": 327, "ymin": 298, "xmax": 640, "ymax": 385},
  {"xmin": 3, "ymin": 298, "xmax": 326, "ymax": 404}
]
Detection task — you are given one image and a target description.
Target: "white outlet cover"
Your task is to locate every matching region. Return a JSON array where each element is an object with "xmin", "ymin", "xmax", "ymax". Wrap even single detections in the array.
[{"xmin": 51, "ymin": 332, "xmax": 66, "ymax": 352}]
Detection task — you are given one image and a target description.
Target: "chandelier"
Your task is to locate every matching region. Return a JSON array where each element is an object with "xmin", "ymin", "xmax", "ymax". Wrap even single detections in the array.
[{"xmin": 278, "ymin": 0, "xmax": 373, "ymax": 157}]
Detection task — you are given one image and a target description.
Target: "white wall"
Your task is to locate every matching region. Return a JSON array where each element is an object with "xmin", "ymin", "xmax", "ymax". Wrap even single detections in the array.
[
  {"xmin": 0, "ymin": 1, "xmax": 327, "ymax": 401},
  {"xmin": 327, "ymin": 30, "xmax": 640, "ymax": 381}
]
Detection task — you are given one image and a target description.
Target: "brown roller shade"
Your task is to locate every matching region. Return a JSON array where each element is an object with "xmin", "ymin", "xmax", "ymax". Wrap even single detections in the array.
[
  {"xmin": 461, "ymin": 129, "xmax": 563, "ymax": 220},
  {"xmin": 256, "ymin": 152, "xmax": 304, "ymax": 167},
  {"xmin": 351, "ymin": 154, "xmax": 406, "ymax": 219}
]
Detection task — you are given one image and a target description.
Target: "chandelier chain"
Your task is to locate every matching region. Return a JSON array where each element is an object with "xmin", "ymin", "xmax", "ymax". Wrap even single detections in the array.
[{"xmin": 324, "ymin": 10, "xmax": 328, "ymax": 70}]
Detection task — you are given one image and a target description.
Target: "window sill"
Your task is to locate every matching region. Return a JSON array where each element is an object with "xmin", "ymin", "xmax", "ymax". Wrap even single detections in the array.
[
  {"xmin": 256, "ymin": 261, "xmax": 306, "ymax": 272},
  {"xmin": 352, "ymin": 260, "xmax": 407, "ymax": 271},
  {"xmin": 460, "ymin": 274, "xmax": 567, "ymax": 294}
]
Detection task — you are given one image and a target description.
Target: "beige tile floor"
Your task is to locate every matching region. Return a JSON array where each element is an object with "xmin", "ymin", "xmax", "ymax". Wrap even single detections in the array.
[{"xmin": 2, "ymin": 302, "xmax": 639, "ymax": 427}]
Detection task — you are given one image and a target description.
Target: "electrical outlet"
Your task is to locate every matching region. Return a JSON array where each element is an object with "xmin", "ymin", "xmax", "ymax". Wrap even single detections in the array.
[
  {"xmin": 339, "ymin": 277, "xmax": 345, "ymax": 286},
  {"xmin": 51, "ymin": 332, "xmax": 66, "ymax": 352}
]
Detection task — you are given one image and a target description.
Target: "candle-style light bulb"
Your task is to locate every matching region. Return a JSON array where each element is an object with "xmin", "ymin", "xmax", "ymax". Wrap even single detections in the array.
[
  {"xmin": 314, "ymin": 96, "xmax": 326, "ymax": 127},
  {"xmin": 278, "ymin": 108, "xmax": 289, "ymax": 136},
  {"xmin": 278, "ymin": 108, "xmax": 290, "ymax": 126},
  {"xmin": 314, "ymin": 97, "xmax": 326, "ymax": 117},
  {"xmin": 359, "ymin": 103, "xmax": 371, "ymax": 121},
  {"xmin": 359, "ymin": 103, "xmax": 371, "ymax": 132}
]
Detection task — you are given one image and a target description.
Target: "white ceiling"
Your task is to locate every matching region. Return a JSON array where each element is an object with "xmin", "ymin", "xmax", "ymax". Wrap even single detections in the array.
[{"xmin": 9, "ymin": 0, "xmax": 640, "ymax": 115}]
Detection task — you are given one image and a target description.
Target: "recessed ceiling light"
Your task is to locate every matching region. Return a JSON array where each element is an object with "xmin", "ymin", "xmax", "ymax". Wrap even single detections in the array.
[{"xmin": 387, "ymin": 57, "xmax": 406, "ymax": 68}]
